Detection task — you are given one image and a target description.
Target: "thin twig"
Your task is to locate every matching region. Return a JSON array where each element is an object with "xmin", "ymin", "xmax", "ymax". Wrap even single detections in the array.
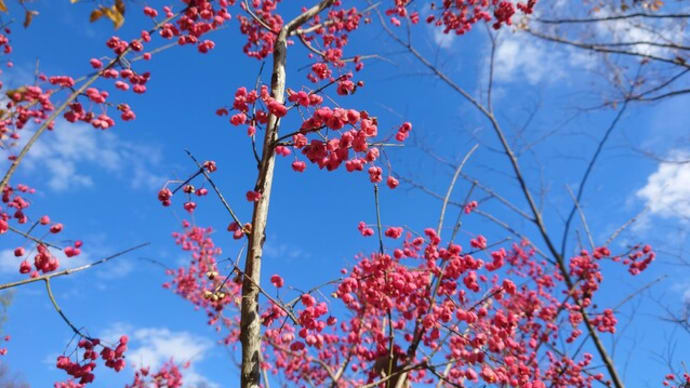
[
  {"xmin": 185, "ymin": 150, "xmax": 244, "ymax": 229},
  {"xmin": 612, "ymin": 275, "xmax": 667, "ymax": 312},
  {"xmin": 566, "ymin": 185, "xmax": 595, "ymax": 252},
  {"xmin": 436, "ymin": 144, "xmax": 478, "ymax": 238},
  {"xmin": 8, "ymin": 225, "xmax": 62, "ymax": 249},
  {"xmin": 45, "ymin": 278, "xmax": 94, "ymax": 341},
  {"xmin": 605, "ymin": 207, "xmax": 648, "ymax": 246},
  {"xmin": 560, "ymin": 96, "xmax": 631, "ymax": 258},
  {"xmin": 534, "ymin": 12, "xmax": 690, "ymax": 24},
  {"xmin": 233, "ymin": 262, "xmax": 299, "ymax": 324},
  {"xmin": 373, "ymin": 185, "xmax": 385, "ymax": 255},
  {"xmin": 0, "ymin": 243, "xmax": 149, "ymax": 291}
]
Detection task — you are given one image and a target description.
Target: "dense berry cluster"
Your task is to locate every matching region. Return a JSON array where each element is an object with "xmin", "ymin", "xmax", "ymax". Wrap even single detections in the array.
[
  {"xmin": 160, "ymin": 215, "xmax": 651, "ymax": 387},
  {"xmin": 54, "ymin": 336, "xmax": 128, "ymax": 387},
  {"xmin": 0, "ymin": 0, "xmax": 673, "ymax": 387},
  {"xmin": 0, "ymin": 183, "xmax": 86, "ymax": 276},
  {"xmin": 416, "ymin": 0, "xmax": 537, "ymax": 33},
  {"xmin": 125, "ymin": 361, "xmax": 186, "ymax": 388}
]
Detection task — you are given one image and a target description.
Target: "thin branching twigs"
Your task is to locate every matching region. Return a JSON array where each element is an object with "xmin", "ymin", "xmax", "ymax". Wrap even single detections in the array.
[
  {"xmin": 0, "ymin": 9, "xmax": 185, "ymax": 193},
  {"xmin": 376, "ymin": 9, "xmax": 626, "ymax": 387},
  {"xmin": 185, "ymin": 150, "xmax": 244, "ymax": 229},
  {"xmin": 0, "ymin": 243, "xmax": 148, "ymax": 344}
]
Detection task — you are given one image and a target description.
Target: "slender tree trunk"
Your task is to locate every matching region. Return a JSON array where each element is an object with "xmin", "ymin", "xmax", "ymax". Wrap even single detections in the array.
[
  {"xmin": 239, "ymin": 1, "xmax": 334, "ymax": 386},
  {"xmin": 239, "ymin": 28, "xmax": 288, "ymax": 388}
]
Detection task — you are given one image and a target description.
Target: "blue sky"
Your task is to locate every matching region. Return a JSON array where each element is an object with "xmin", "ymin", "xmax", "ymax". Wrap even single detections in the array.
[{"xmin": 0, "ymin": 1, "xmax": 689, "ymax": 387}]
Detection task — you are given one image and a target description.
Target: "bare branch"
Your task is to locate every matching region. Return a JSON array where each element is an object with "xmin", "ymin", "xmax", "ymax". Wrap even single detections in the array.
[
  {"xmin": 45, "ymin": 278, "xmax": 94, "ymax": 341},
  {"xmin": 525, "ymin": 28, "xmax": 690, "ymax": 69},
  {"xmin": 534, "ymin": 12, "xmax": 690, "ymax": 24},
  {"xmin": 612, "ymin": 275, "xmax": 667, "ymax": 312},
  {"xmin": 8, "ymin": 225, "xmax": 62, "ymax": 249},
  {"xmin": 185, "ymin": 150, "xmax": 244, "ymax": 230},
  {"xmin": 437, "ymin": 144, "xmax": 478, "ymax": 238},
  {"xmin": 561, "ymin": 99, "xmax": 631, "ymax": 257},
  {"xmin": 0, "ymin": 243, "xmax": 149, "ymax": 291},
  {"xmin": 566, "ymin": 185, "xmax": 595, "ymax": 252}
]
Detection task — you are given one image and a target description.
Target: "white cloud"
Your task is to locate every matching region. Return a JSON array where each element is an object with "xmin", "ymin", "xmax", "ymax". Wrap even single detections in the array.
[
  {"xmin": 492, "ymin": 30, "xmax": 596, "ymax": 85},
  {"xmin": 21, "ymin": 122, "xmax": 166, "ymax": 192},
  {"xmin": 101, "ymin": 323, "xmax": 219, "ymax": 388},
  {"xmin": 263, "ymin": 240, "xmax": 310, "ymax": 260},
  {"xmin": 95, "ymin": 259, "xmax": 134, "ymax": 279},
  {"xmin": 127, "ymin": 327, "xmax": 211, "ymax": 367},
  {"xmin": 419, "ymin": 1, "xmax": 457, "ymax": 50},
  {"xmin": 636, "ymin": 150, "xmax": 690, "ymax": 220},
  {"xmin": 431, "ymin": 27, "xmax": 455, "ymax": 49}
]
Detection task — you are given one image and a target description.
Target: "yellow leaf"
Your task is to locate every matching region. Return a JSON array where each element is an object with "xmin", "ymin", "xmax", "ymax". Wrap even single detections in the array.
[
  {"xmin": 5, "ymin": 87, "xmax": 26, "ymax": 100},
  {"xmin": 90, "ymin": 7, "xmax": 104, "ymax": 22},
  {"xmin": 23, "ymin": 10, "xmax": 38, "ymax": 28},
  {"xmin": 0, "ymin": 0, "xmax": 7, "ymax": 13},
  {"xmin": 103, "ymin": 5, "xmax": 124, "ymax": 29},
  {"xmin": 115, "ymin": 0, "xmax": 125, "ymax": 15},
  {"xmin": 70, "ymin": 0, "xmax": 80, "ymax": 3}
]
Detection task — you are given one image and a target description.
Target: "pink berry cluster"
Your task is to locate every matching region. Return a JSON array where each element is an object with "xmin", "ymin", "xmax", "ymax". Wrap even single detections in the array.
[
  {"xmin": 0, "ymin": 27, "xmax": 11, "ymax": 58},
  {"xmin": 156, "ymin": 160, "xmax": 216, "ymax": 211},
  {"xmin": 238, "ymin": 0, "xmax": 282, "ymax": 59},
  {"xmin": 55, "ymin": 336, "xmax": 128, "ymax": 387},
  {"xmin": 163, "ymin": 221, "xmax": 243, "ymax": 344},
  {"xmin": 219, "ymin": 80, "xmax": 410, "ymax": 182},
  {"xmin": 0, "ymin": 183, "xmax": 83, "ymax": 276},
  {"xmin": 57, "ymin": 1, "xmax": 235, "ymax": 135},
  {"xmin": 0, "ymin": 83, "xmax": 56, "ymax": 140},
  {"xmin": 621, "ymin": 244, "xmax": 655, "ymax": 275},
  {"xmin": 664, "ymin": 372, "xmax": 690, "ymax": 387},
  {"xmin": 152, "ymin": 1, "xmax": 232, "ymax": 52},
  {"xmin": 125, "ymin": 360, "xmax": 186, "ymax": 388},
  {"xmin": 159, "ymin": 211, "xmax": 650, "ymax": 388},
  {"xmin": 0, "ymin": 335, "xmax": 9, "ymax": 356},
  {"xmin": 405, "ymin": 0, "xmax": 537, "ymax": 34}
]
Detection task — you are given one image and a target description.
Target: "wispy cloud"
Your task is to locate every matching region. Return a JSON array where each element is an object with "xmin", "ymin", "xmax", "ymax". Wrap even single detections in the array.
[
  {"xmin": 21, "ymin": 122, "xmax": 166, "ymax": 192},
  {"xmin": 492, "ymin": 30, "xmax": 595, "ymax": 85},
  {"xmin": 263, "ymin": 239, "xmax": 310, "ymax": 260},
  {"xmin": 100, "ymin": 323, "xmax": 220, "ymax": 388},
  {"xmin": 95, "ymin": 259, "xmax": 134, "ymax": 279},
  {"xmin": 431, "ymin": 27, "xmax": 455, "ymax": 49},
  {"xmin": 636, "ymin": 150, "xmax": 690, "ymax": 220}
]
